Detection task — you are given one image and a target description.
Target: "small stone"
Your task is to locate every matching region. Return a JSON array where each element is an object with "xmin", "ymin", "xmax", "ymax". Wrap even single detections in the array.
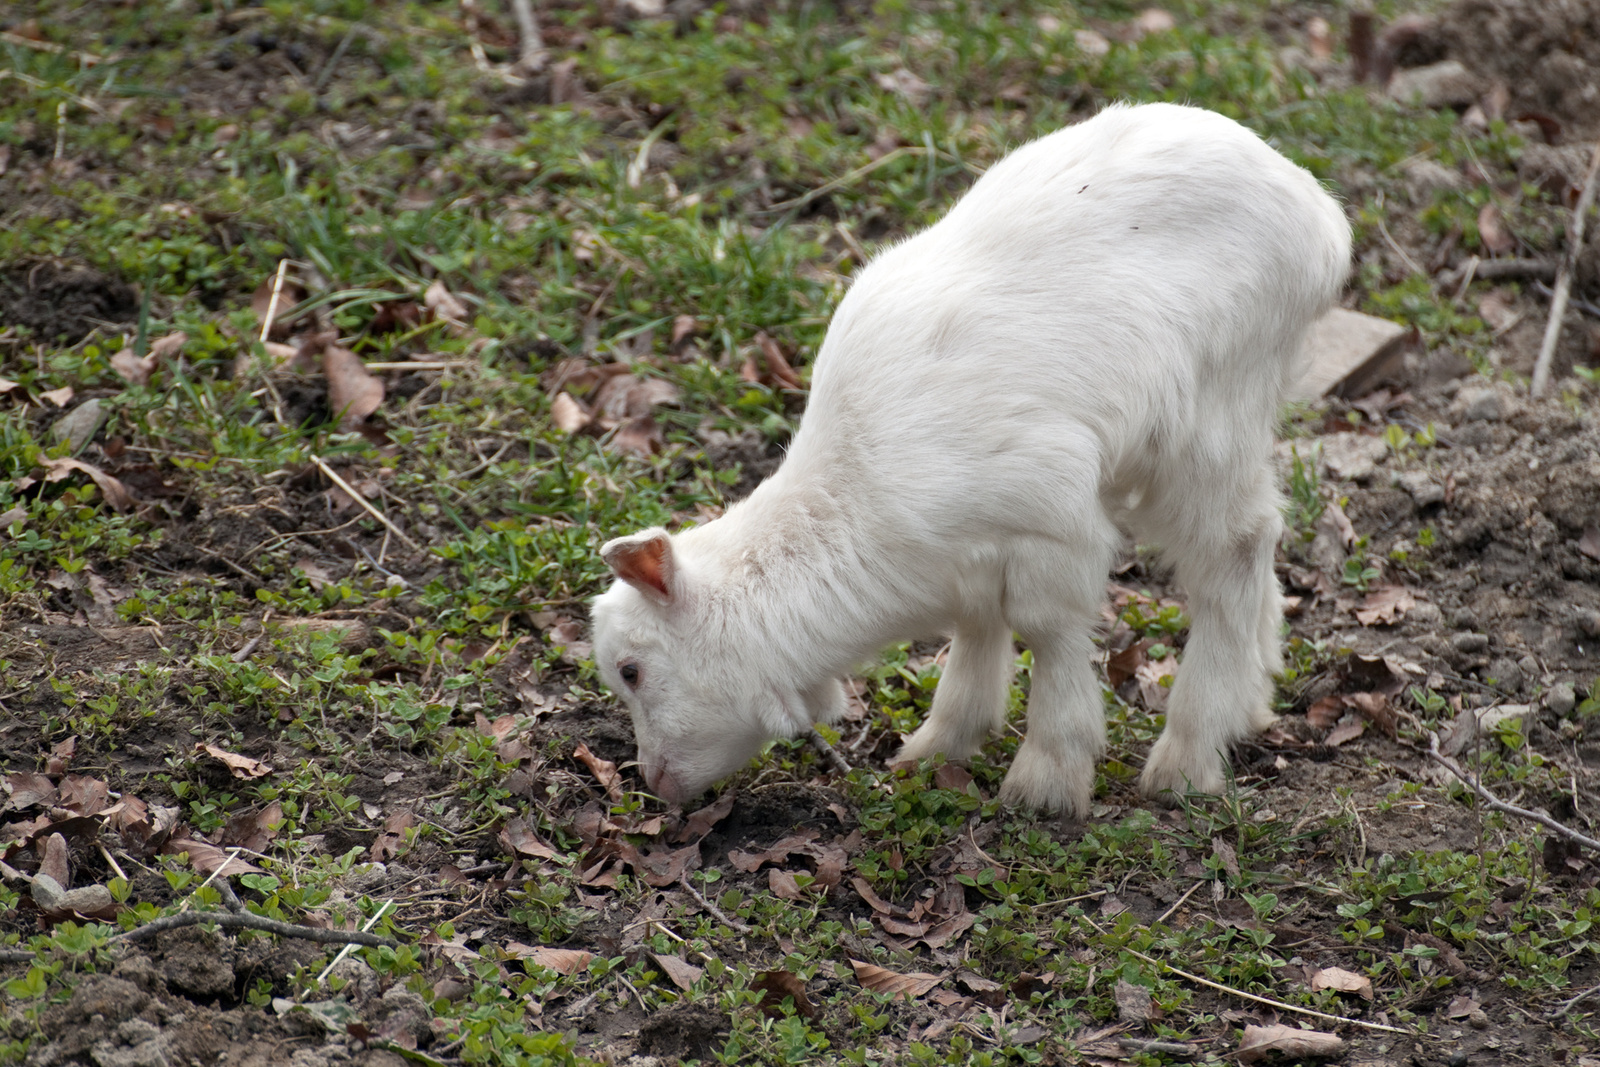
[
  {"xmin": 50, "ymin": 398, "xmax": 105, "ymax": 452},
  {"xmin": 1395, "ymin": 469, "xmax": 1445, "ymax": 507},
  {"xmin": 1452, "ymin": 632, "xmax": 1490, "ymax": 653},
  {"xmin": 1580, "ymin": 611, "xmax": 1600, "ymax": 639},
  {"xmin": 1401, "ymin": 158, "xmax": 1465, "ymax": 194},
  {"xmin": 1454, "ymin": 609, "xmax": 1481, "ymax": 631},
  {"xmin": 1319, "ymin": 433, "xmax": 1390, "ymax": 482},
  {"xmin": 1408, "ymin": 601, "xmax": 1444, "ymax": 628},
  {"xmin": 1467, "ymin": 1009, "xmax": 1490, "ymax": 1030},
  {"xmin": 1452, "ymin": 386, "xmax": 1505, "ymax": 422},
  {"xmin": 1487, "ymin": 656, "xmax": 1523, "ymax": 692},
  {"xmin": 1547, "ymin": 682, "xmax": 1577, "ymax": 717},
  {"xmin": 1388, "ymin": 60, "xmax": 1482, "ymax": 109}
]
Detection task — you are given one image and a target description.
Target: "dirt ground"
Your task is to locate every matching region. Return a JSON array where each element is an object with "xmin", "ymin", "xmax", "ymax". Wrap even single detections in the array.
[{"xmin": 5, "ymin": 0, "xmax": 1600, "ymax": 1064}]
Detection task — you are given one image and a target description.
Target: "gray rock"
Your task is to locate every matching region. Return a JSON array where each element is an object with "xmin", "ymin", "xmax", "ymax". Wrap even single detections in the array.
[
  {"xmin": 1395, "ymin": 469, "xmax": 1445, "ymax": 507},
  {"xmin": 1547, "ymin": 682, "xmax": 1578, "ymax": 717},
  {"xmin": 1487, "ymin": 656, "xmax": 1523, "ymax": 692},
  {"xmin": 1408, "ymin": 601, "xmax": 1444, "ymax": 629},
  {"xmin": 1452, "ymin": 386, "xmax": 1505, "ymax": 422},
  {"xmin": 1452, "ymin": 632, "xmax": 1490, "ymax": 654},
  {"xmin": 1388, "ymin": 60, "xmax": 1482, "ymax": 109},
  {"xmin": 1319, "ymin": 433, "xmax": 1389, "ymax": 482},
  {"xmin": 50, "ymin": 398, "xmax": 104, "ymax": 452},
  {"xmin": 1401, "ymin": 158, "xmax": 1465, "ymax": 195}
]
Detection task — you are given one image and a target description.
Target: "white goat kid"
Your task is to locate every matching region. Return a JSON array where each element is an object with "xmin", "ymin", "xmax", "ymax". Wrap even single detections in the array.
[{"xmin": 591, "ymin": 102, "xmax": 1352, "ymax": 816}]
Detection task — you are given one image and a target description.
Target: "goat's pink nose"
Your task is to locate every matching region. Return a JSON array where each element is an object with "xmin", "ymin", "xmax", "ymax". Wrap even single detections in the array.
[{"xmin": 645, "ymin": 763, "xmax": 683, "ymax": 804}]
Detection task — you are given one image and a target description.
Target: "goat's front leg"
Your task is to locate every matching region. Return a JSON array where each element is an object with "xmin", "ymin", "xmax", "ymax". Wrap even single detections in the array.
[
  {"xmin": 898, "ymin": 621, "xmax": 1013, "ymax": 762},
  {"xmin": 998, "ymin": 627, "xmax": 1105, "ymax": 818}
]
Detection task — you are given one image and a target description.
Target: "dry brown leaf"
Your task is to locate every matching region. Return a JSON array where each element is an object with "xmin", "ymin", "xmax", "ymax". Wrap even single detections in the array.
[
  {"xmin": 1344, "ymin": 691, "xmax": 1398, "ymax": 737},
  {"xmin": 1306, "ymin": 695, "xmax": 1344, "ymax": 729},
  {"xmin": 7, "ymin": 771, "xmax": 58, "ymax": 809},
  {"xmin": 324, "ymin": 344, "xmax": 385, "ymax": 430},
  {"xmin": 163, "ymin": 834, "xmax": 264, "ymax": 877},
  {"xmin": 424, "ymin": 280, "xmax": 470, "ymax": 326},
  {"xmin": 1310, "ymin": 965, "xmax": 1374, "ymax": 1000},
  {"xmin": 754, "ymin": 331, "xmax": 804, "ymax": 390},
  {"xmin": 57, "ymin": 776, "xmax": 111, "ymax": 816},
  {"xmin": 671, "ymin": 314, "xmax": 697, "ymax": 347},
  {"xmin": 47, "ymin": 736, "xmax": 77, "ymax": 776},
  {"xmin": 551, "ymin": 392, "xmax": 591, "ymax": 433},
  {"xmin": 251, "ymin": 274, "xmax": 306, "ymax": 339},
  {"xmin": 592, "ymin": 372, "xmax": 681, "ymax": 426},
  {"xmin": 651, "ymin": 953, "xmax": 704, "ymax": 991},
  {"xmin": 40, "ymin": 457, "xmax": 135, "ymax": 511},
  {"xmin": 197, "ymin": 743, "xmax": 274, "ymax": 779},
  {"xmin": 768, "ymin": 868, "xmax": 805, "ymax": 901},
  {"xmin": 1353, "ymin": 585, "xmax": 1416, "ymax": 626},
  {"xmin": 500, "ymin": 817, "xmax": 560, "ymax": 860},
  {"xmin": 572, "ymin": 742, "xmax": 623, "ymax": 802},
  {"xmin": 1324, "ymin": 715, "xmax": 1366, "ymax": 748},
  {"xmin": 1478, "ymin": 204, "xmax": 1514, "ymax": 256},
  {"xmin": 1477, "ymin": 289, "xmax": 1520, "ymax": 334},
  {"xmin": 507, "ymin": 944, "xmax": 593, "ymax": 975},
  {"xmin": 932, "ymin": 762, "xmax": 973, "ymax": 792},
  {"xmin": 110, "ymin": 348, "xmax": 157, "ymax": 386},
  {"xmin": 850, "ymin": 959, "xmax": 943, "ymax": 999},
  {"xmin": 610, "ymin": 415, "xmax": 666, "ymax": 457},
  {"xmin": 1134, "ymin": 655, "xmax": 1177, "ymax": 713},
  {"xmin": 613, "ymin": 841, "xmax": 701, "ymax": 887},
  {"xmin": 1236, "ymin": 1023, "xmax": 1345, "ymax": 1063},
  {"xmin": 41, "ymin": 385, "xmax": 75, "ymax": 407},
  {"xmin": 1444, "ymin": 992, "xmax": 1481, "ymax": 1018},
  {"xmin": 674, "ymin": 791, "xmax": 737, "ymax": 842},
  {"xmin": 222, "ymin": 800, "xmax": 286, "ymax": 854},
  {"xmin": 754, "ymin": 970, "xmax": 817, "ymax": 1019}
]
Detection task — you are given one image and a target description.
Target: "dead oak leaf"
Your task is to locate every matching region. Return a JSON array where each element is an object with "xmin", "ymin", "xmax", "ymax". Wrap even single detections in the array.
[
  {"xmin": 500, "ymin": 816, "xmax": 560, "ymax": 860},
  {"xmin": 1477, "ymin": 204, "xmax": 1514, "ymax": 256},
  {"xmin": 850, "ymin": 959, "xmax": 943, "ymax": 999},
  {"xmin": 41, "ymin": 458, "xmax": 135, "ymax": 511},
  {"xmin": 323, "ymin": 344, "xmax": 384, "ymax": 431},
  {"xmin": 754, "ymin": 970, "xmax": 817, "ymax": 1019},
  {"xmin": 506, "ymin": 944, "xmax": 593, "ymax": 975},
  {"xmin": 1309, "ymin": 965, "xmax": 1374, "ymax": 1001},
  {"xmin": 7, "ymin": 771, "xmax": 58, "ymax": 809},
  {"xmin": 162, "ymin": 834, "xmax": 263, "ymax": 877},
  {"xmin": 197, "ymin": 743, "xmax": 274, "ymax": 779},
  {"xmin": 651, "ymin": 953, "xmax": 704, "ymax": 991},
  {"xmin": 1352, "ymin": 585, "xmax": 1416, "ymax": 626},
  {"xmin": 424, "ymin": 280, "xmax": 470, "ymax": 327},
  {"xmin": 1325, "ymin": 714, "xmax": 1366, "ymax": 748},
  {"xmin": 572, "ymin": 742, "xmax": 623, "ymax": 803},
  {"xmin": 1237, "ymin": 1023, "xmax": 1345, "ymax": 1063},
  {"xmin": 551, "ymin": 391, "xmax": 591, "ymax": 434},
  {"xmin": 673, "ymin": 791, "xmax": 736, "ymax": 843}
]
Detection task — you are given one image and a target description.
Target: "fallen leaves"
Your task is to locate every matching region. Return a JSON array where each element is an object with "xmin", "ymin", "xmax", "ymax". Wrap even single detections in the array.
[
  {"xmin": 197, "ymin": 743, "xmax": 274, "ymax": 779},
  {"xmin": 322, "ymin": 341, "xmax": 386, "ymax": 431},
  {"xmin": 506, "ymin": 944, "xmax": 594, "ymax": 975},
  {"xmin": 1309, "ymin": 965, "xmax": 1374, "ymax": 1001},
  {"xmin": 543, "ymin": 359, "xmax": 683, "ymax": 457},
  {"xmin": 1236, "ymin": 1023, "xmax": 1344, "ymax": 1063},
  {"xmin": 1351, "ymin": 585, "xmax": 1417, "ymax": 626},
  {"xmin": 754, "ymin": 970, "xmax": 817, "ymax": 1019},
  {"xmin": 573, "ymin": 742, "xmax": 624, "ymax": 803},
  {"xmin": 40, "ymin": 457, "xmax": 136, "ymax": 511},
  {"xmin": 850, "ymin": 959, "xmax": 943, "ymax": 999}
]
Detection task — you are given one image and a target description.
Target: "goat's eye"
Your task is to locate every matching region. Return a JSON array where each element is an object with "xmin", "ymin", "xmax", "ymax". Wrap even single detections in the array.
[{"xmin": 618, "ymin": 662, "xmax": 640, "ymax": 687}]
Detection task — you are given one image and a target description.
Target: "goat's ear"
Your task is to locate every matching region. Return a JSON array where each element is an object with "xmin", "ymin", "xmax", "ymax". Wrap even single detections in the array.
[{"xmin": 601, "ymin": 528, "xmax": 675, "ymax": 603}]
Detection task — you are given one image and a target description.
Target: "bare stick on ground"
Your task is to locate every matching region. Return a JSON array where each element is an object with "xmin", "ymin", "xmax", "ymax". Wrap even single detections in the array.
[
  {"xmin": 311, "ymin": 455, "xmax": 423, "ymax": 554},
  {"xmin": 108, "ymin": 909, "xmax": 400, "ymax": 948},
  {"xmin": 1426, "ymin": 732, "xmax": 1600, "ymax": 852},
  {"xmin": 1531, "ymin": 141, "xmax": 1600, "ymax": 398},
  {"xmin": 508, "ymin": 0, "xmax": 547, "ymax": 74},
  {"xmin": 681, "ymin": 873, "xmax": 754, "ymax": 934},
  {"xmin": 808, "ymin": 727, "xmax": 853, "ymax": 776}
]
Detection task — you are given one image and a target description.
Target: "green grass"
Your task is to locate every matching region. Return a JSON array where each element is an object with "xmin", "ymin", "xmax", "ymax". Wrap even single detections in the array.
[{"xmin": 2, "ymin": 0, "xmax": 1597, "ymax": 1064}]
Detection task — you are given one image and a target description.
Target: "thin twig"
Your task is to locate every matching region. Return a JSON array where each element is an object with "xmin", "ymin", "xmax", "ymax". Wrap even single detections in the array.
[
  {"xmin": 310, "ymin": 455, "xmax": 423, "ymax": 554},
  {"xmin": 808, "ymin": 726, "xmax": 853, "ymax": 776},
  {"xmin": 108, "ymin": 909, "xmax": 399, "ymax": 947},
  {"xmin": 1425, "ymin": 733, "xmax": 1600, "ymax": 852},
  {"xmin": 1122, "ymin": 948, "xmax": 1412, "ymax": 1034},
  {"xmin": 316, "ymin": 898, "xmax": 396, "ymax": 985},
  {"xmin": 1116, "ymin": 1038, "xmax": 1203, "ymax": 1058},
  {"xmin": 1532, "ymin": 141, "xmax": 1600, "ymax": 398},
  {"xmin": 761, "ymin": 147, "xmax": 931, "ymax": 214},
  {"xmin": 681, "ymin": 874, "xmax": 754, "ymax": 934},
  {"xmin": 1554, "ymin": 980, "xmax": 1600, "ymax": 1017},
  {"xmin": 256, "ymin": 259, "xmax": 290, "ymax": 423},
  {"xmin": 1155, "ymin": 879, "xmax": 1205, "ymax": 925},
  {"xmin": 507, "ymin": 0, "xmax": 547, "ymax": 74}
]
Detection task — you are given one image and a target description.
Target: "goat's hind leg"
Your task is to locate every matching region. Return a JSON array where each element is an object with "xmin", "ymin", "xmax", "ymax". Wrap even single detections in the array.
[
  {"xmin": 1139, "ymin": 470, "xmax": 1282, "ymax": 803},
  {"xmin": 897, "ymin": 620, "xmax": 1013, "ymax": 762}
]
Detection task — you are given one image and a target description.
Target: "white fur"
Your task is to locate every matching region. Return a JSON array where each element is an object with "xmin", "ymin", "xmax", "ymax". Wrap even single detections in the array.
[{"xmin": 592, "ymin": 103, "xmax": 1351, "ymax": 815}]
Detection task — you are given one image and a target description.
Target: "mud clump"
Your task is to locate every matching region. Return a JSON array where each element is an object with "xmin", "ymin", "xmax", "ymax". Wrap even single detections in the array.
[
  {"xmin": 1438, "ymin": 0, "xmax": 1600, "ymax": 132},
  {"xmin": 0, "ymin": 261, "xmax": 139, "ymax": 344}
]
